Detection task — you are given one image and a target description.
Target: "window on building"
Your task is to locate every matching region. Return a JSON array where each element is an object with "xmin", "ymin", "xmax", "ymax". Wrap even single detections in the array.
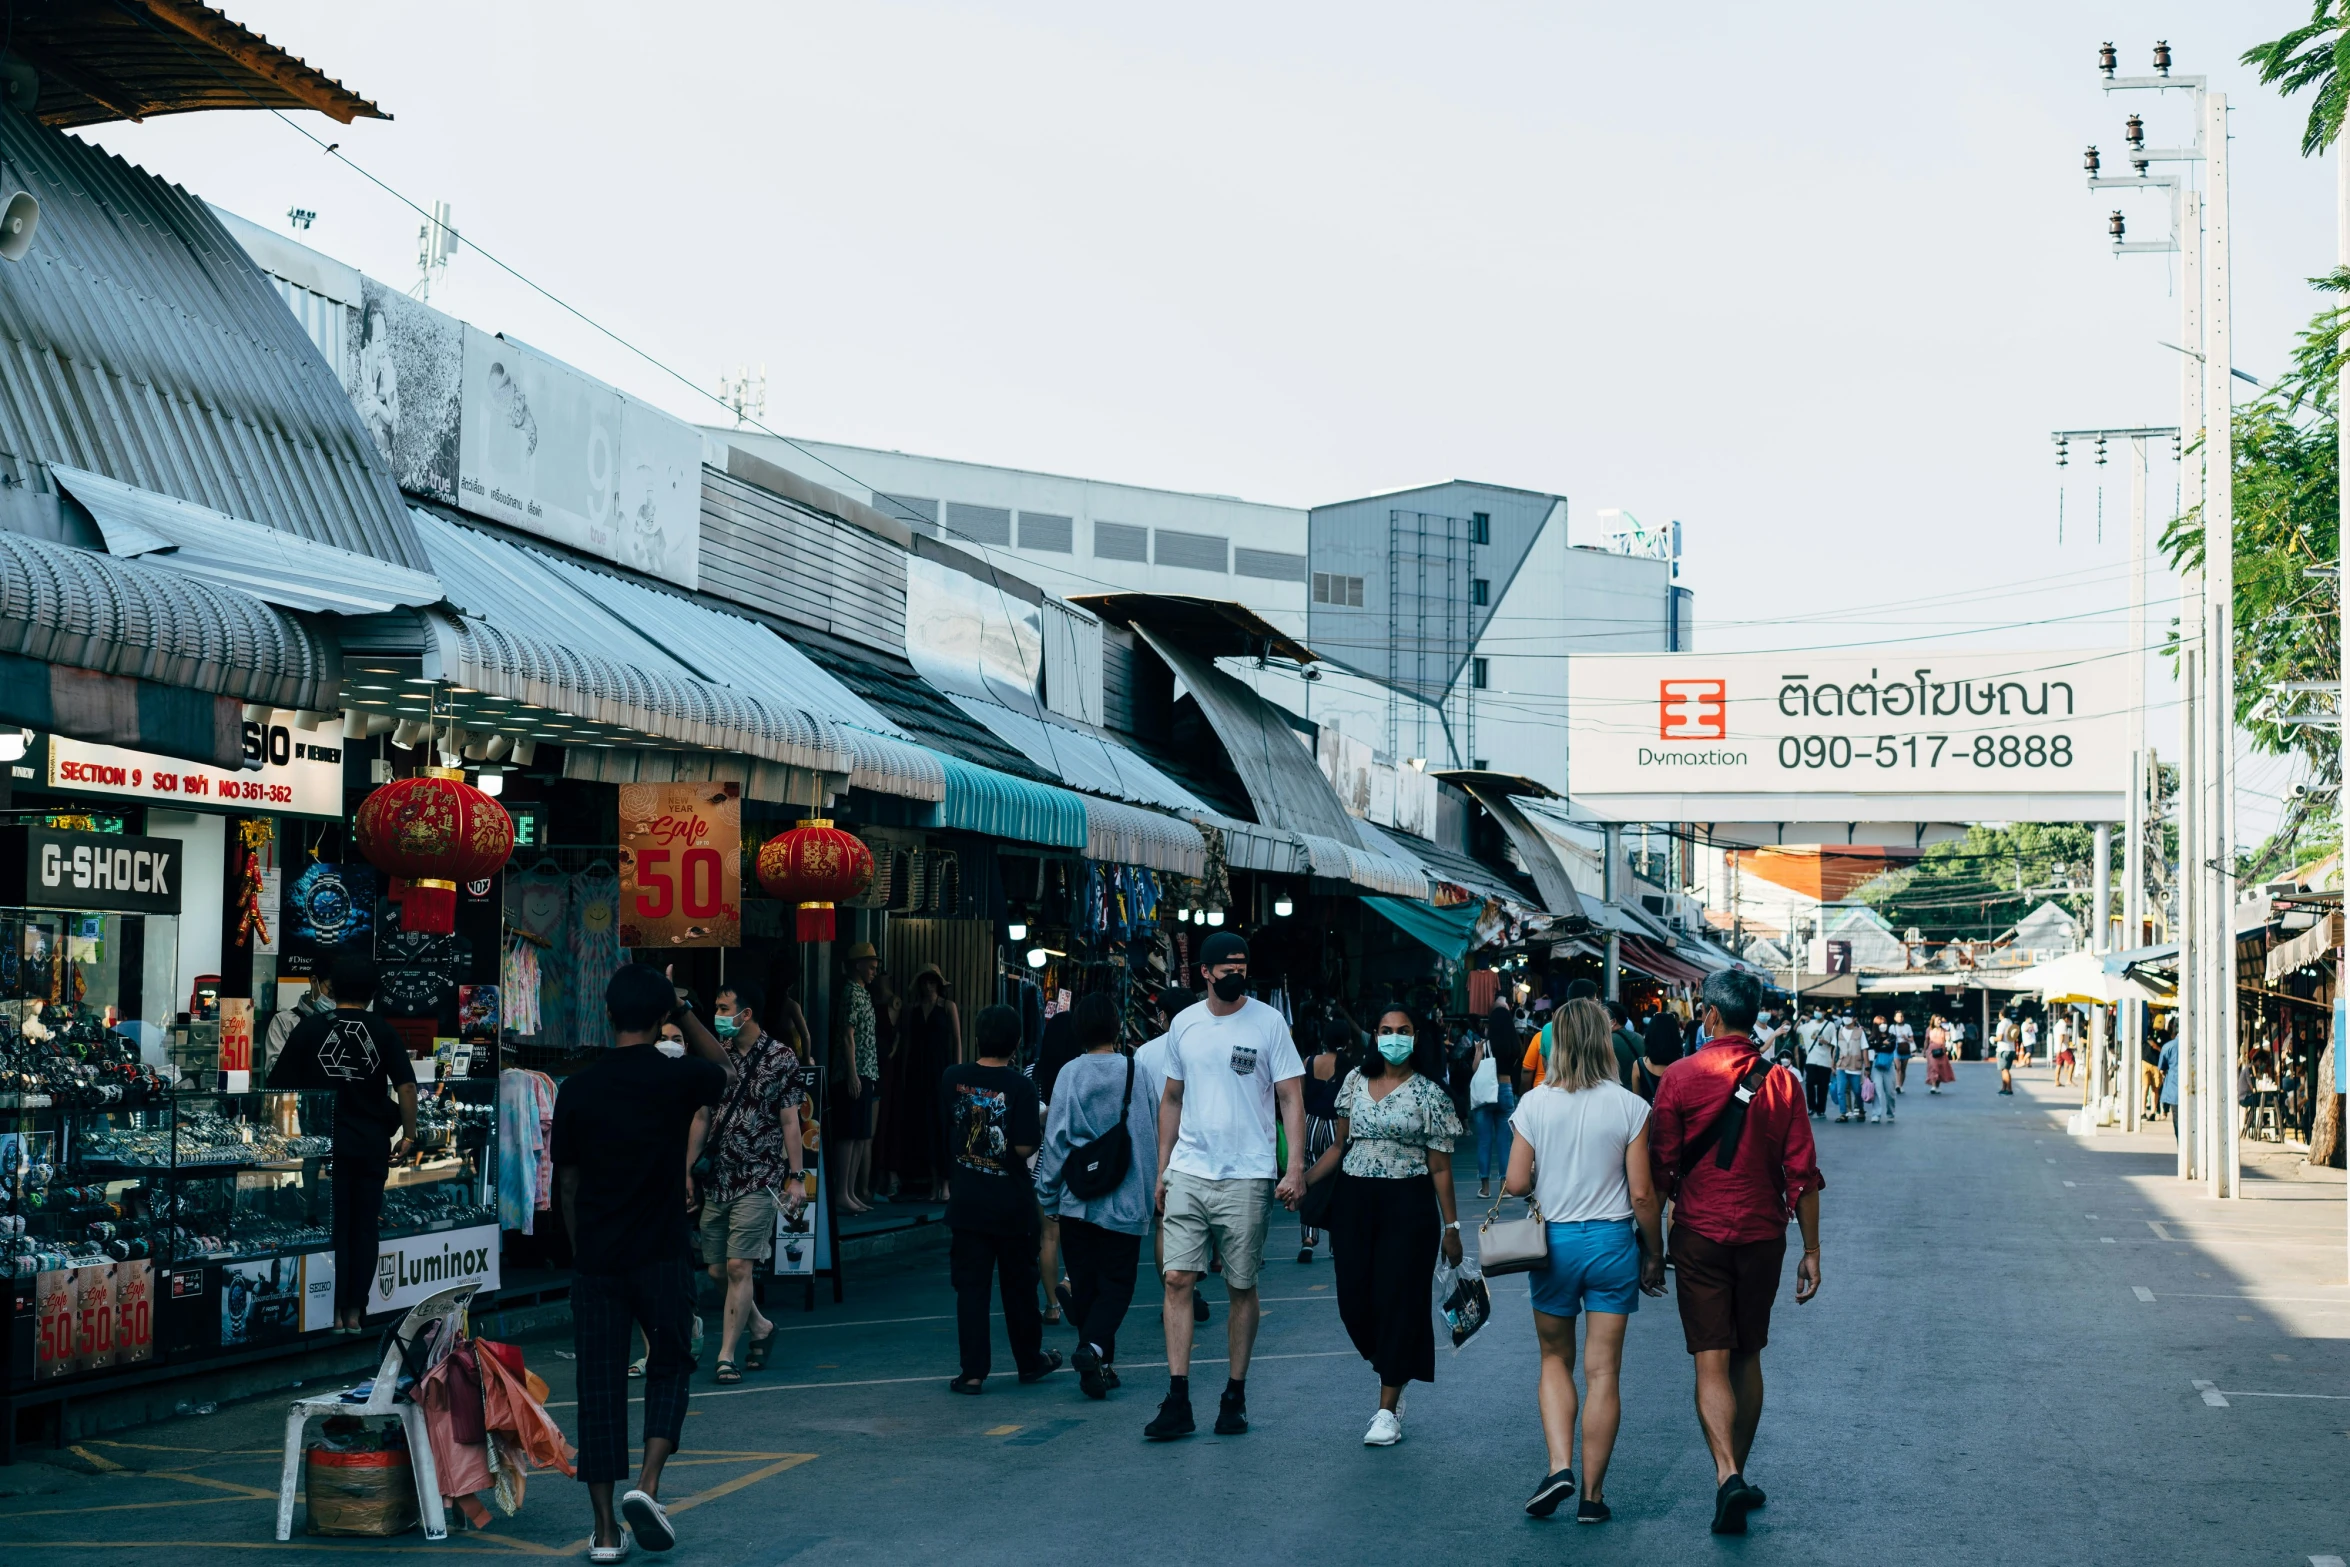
[
  {"xmin": 1312, "ymin": 572, "xmax": 1365, "ymax": 606},
  {"xmin": 1235, "ymin": 548, "xmax": 1307, "ymax": 581},
  {"xmin": 1017, "ymin": 511, "xmax": 1073, "ymax": 553},
  {"xmin": 1471, "ymin": 656, "xmax": 1489, "ymax": 689},
  {"xmin": 1471, "ymin": 511, "xmax": 1490, "ymax": 546},
  {"xmin": 1094, "ymin": 520, "xmax": 1149, "ymax": 562},
  {"xmin": 944, "ymin": 501, "xmax": 1011, "ymax": 546},
  {"xmin": 1471, "ymin": 577, "xmax": 1490, "ymax": 607},
  {"xmin": 1154, "ymin": 529, "xmax": 1229, "ymax": 573}
]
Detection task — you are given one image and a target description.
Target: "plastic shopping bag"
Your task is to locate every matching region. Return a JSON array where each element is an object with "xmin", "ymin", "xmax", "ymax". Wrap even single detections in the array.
[
  {"xmin": 1435, "ymin": 1258, "xmax": 1492, "ymax": 1350},
  {"xmin": 1861, "ymin": 1074, "xmax": 1876, "ymax": 1104}
]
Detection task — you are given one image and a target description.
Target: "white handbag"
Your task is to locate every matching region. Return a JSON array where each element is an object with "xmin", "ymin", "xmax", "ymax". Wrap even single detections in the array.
[
  {"xmin": 1469, "ymin": 1054, "xmax": 1499, "ymax": 1108},
  {"xmin": 1476, "ymin": 1193, "xmax": 1548, "ymax": 1275}
]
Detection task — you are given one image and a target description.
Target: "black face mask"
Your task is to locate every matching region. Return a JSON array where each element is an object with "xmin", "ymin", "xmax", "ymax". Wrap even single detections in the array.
[{"xmin": 1210, "ymin": 972, "xmax": 1248, "ymax": 1003}]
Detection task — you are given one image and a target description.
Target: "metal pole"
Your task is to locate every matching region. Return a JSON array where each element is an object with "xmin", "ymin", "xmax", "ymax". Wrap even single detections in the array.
[
  {"xmin": 2125, "ymin": 437, "xmax": 2147, "ymax": 1131},
  {"xmin": 2093, "ymin": 821, "xmax": 2112, "ymax": 1117},
  {"xmin": 2204, "ymin": 92, "xmax": 2238, "ymax": 1198},
  {"xmin": 1603, "ymin": 822, "xmax": 1623, "ymax": 1003},
  {"xmin": 2177, "ymin": 184, "xmax": 2204, "ymax": 1184}
]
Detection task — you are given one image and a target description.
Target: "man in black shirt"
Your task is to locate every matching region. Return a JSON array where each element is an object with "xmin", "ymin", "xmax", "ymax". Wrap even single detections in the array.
[
  {"xmin": 941, "ymin": 1003, "xmax": 1059, "ymax": 1393},
  {"xmin": 552, "ymin": 964, "xmax": 727, "ymax": 1560},
  {"xmin": 266, "ymin": 951, "xmax": 416, "ymax": 1333}
]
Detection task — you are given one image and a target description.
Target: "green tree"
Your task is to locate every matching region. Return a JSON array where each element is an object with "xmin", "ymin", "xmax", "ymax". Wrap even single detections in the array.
[{"xmin": 1860, "ymin": 823, "xmax": 2113, "ymax": 945}]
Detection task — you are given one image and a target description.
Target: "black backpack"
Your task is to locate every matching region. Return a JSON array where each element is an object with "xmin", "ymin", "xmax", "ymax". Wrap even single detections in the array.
[{"xmin": 1061, "ymin": 1054, "xmax": 1137, "ymax": 1201}]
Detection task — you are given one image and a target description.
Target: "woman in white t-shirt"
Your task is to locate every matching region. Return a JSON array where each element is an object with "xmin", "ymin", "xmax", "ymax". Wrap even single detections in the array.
[{"xmin": 1500, "ymin": 998, "xmax": 1665, "ymax": 1525}]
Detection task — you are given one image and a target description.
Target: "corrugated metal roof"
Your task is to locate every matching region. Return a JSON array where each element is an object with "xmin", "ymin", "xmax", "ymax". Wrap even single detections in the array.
[
  {"xmin": 1131, "ymin": 625, "xmax": 1359, "ymax": 842},
  {"xmin": 1189, "ymin": 810, "xmax": 1310, "ymax": 876},
  {"xmin": 0, "ymin": 111, "xmax": 425, "ymax": 570},
  {"xmin": 53, "ymin": 463, "xmax": 440, "ymax": 614},
  {"xmin": 0, "ymin": 529, "xmax": 336, "ymax": 710},
  {"xmin": 10, "ymin": 3, "xmax": 388, "ymax": 130},
  {"xmin": 1298, "ymin": 831, "xmax": 1430, "ymax": 899},
  {"xmin": 839, "ymin": 727, "xmax": 947, "ymax": 803},
  {"xmin": 930, "ymin": 755, "xmax": 1087, "ymax": 849},
  {"xmin": 1082, "ymin": 796, "xmax": 1206, "ymax": 877},
  {"xmin": 1361, "ymin": 820, "xmax": 1535, "ymax": 912},
  {"xmin": 1447, "ymin": 781, "xmax": 1587, "ymax": 920},
  {"xmin": 944, "ymin": 694, "xmax": 1205, "ymax": 813},
  {"xmin": 787, "ymin": 625, "xmax": 1052, "ymax": 782}
]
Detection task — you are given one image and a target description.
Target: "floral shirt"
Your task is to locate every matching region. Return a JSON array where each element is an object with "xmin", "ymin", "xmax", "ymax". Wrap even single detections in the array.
[
  {"xmin": 708, "ymin": 1032, "xmax": 805, "ymax": 1204},
  {"xmin": 1334, "ymin": 1069, "xmax": 1463, "ymax": 1179},
  {"xmin": 846, "ymin": 981, "xmax": 878, "ymax": 1082}
]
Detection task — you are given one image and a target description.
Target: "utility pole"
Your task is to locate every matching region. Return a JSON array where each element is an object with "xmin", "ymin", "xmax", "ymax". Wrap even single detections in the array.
[
  {"xmin": 2125, "ymin": 435, "xmax": 2147, "ymax": 1130},
  {"xmin": 2202, "ymin": 90, "xmax": 2238, "ymax": 1198},
  {"xmin": 1602, "ymin": 822, "xmax": 1624, "ymax": 1003},
  {"xmin": 2093, "ymin": 821, "xmax": 2113, "ymax": 1115}
]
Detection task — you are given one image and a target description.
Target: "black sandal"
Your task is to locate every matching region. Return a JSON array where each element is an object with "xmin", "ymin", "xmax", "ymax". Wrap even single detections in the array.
[
  {"xmin": 744, "ymin": 1331, "xmax": 772, "ymax": 1371},
  {"xmin": 713, "ymin": 1359, "xmax": 742, "ymax": 1384},
  {"xmin": 948, "ymin": 1374, "xmax": 985, "ymax": 1395}
]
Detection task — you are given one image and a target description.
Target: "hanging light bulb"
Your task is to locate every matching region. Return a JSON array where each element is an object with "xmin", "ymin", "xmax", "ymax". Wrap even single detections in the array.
[
  {"xmin": 1007, "ymin": 920, "xmax": 1028, "ymax": 942},
  {"xmin": 0, "ymin": 727, "xmax": 28, "ymax": 763},
  {"xmin": 474, "ymin": 766, "xmax": 505, "ymax": 797},
  {"xmin": 1026, "ymin": 947, "xmax": 1048, "ymax": 969},
  {"xmin": 1274, "ymin": 895, "xmax": 1294, "ymax": 918},
  {"xmin": 1206, "ymin": 909, "xmax": 1225, "ymax": 927},
  {"xmin": 1177, "ymin": 906, "xmax": 1191, "ymax": 923}
]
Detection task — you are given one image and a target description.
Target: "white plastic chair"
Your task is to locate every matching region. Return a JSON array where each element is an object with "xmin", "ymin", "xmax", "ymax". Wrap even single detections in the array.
[{"xmin": 275, "ymin": 1282, "xmax": 479, "ymax": 1542}]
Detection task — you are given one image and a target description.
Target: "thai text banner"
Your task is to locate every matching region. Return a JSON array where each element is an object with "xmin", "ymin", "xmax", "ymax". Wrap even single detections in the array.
[{"xmin": 1564, "ymin": 650, "xmax": 2130, "ymax": 797}]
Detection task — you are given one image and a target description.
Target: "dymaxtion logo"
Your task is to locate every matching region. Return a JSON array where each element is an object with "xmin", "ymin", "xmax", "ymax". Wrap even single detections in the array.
[{"xmin": 1658, "ymin": 678, "xmax": 1727, "ymax": 739}]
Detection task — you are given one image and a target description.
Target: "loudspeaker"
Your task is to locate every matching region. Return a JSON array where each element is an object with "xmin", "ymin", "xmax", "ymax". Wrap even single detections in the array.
[
  {"xmin": 0, "ymin": 62, "xmax": 38, "ymax": 114},
  {"xmin": 0, "ymin": 190, "xmax": 39, "ymax": 262}
]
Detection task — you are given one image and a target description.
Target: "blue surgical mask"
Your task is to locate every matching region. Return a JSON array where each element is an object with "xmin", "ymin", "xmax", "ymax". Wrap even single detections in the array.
[{"xmin": 1377, "ymin": 1035, "xmax": 1415, "ymax": 1065}]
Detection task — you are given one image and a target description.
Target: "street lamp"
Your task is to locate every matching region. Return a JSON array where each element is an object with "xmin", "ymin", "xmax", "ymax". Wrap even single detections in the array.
[{"xmin": 1274, "ymin": 895, "xmax": 1294, "ymax": 918}]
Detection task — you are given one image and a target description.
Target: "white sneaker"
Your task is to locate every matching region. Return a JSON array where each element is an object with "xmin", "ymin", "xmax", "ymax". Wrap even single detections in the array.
[{"xmin": 1363, "ymin": 1408, "xmax": 1403, "ymax": 1446}]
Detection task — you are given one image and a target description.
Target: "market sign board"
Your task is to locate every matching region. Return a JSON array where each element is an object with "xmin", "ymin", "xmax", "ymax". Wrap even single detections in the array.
[
  {"xmin": 35, "ymin": 1260, "xmax": 156, "ymax": 1380},
  {"xmin": 1563, "ymin": 650, "xmax": 2129, "ymax": 824},
  {"xmin": 370, "ymin": 1222, "xmax": 501, "ymax": 1314},
  {"xmin": 48, "ymin": 712, "xmax": 344, "ymax": 819},
  {"xmin": 456, "ymin": 325, "xmax": 701, "ymax": 591},
  {"xmin": 618, "ymin": 782, "xmax": 741, "ymax": 948},
  {"xmin": 2, "ymin": 826, "xmax": 183, "ymax": 914}
]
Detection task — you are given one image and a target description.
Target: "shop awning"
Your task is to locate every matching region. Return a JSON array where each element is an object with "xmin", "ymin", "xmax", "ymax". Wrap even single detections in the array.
[
  {"xmin": 1620, "ymin": 936, "xmax": 1710, "ymax": 985},
  {"xmin": 558, "ymin": 744, "xmax": 828, "ymax": 808},
  {"xmin": 1082, "ymin": 796, "xmax": 1207, "ymax": 877},
  {"xmin": 2266, "ymin": 912, "xmax": 2341, "ymax": 982},
  {"xmin": 1, "ymin": 530, "xmax": 337, "ymax": 764},
  {"xmin": 55, "ymin": 464, "xmax": 442, "ymax": 616},
  {"xmin": 1442, "ymin": 778, "xmax": 1589, "ymax": 920},
  {"xmin": 1131, "ymin": 626, "xmax": 1361, "ymax": 843},
  {"xmin": 1299, "ymin": 831, "xmax": 1432, "ymax": 899},
  {"xmin": 1364, "ymin": 894, "xmax": 1481, "ymax": 961},
  {"xmin": 1190, "ymin": 811, "xmax": 1311, "ymax": 876},
  {"xmin": 945, "ymin": 694, "xmax": 1206, "ymax": 813},
  {"xmin": 930, "ymin": 755, "xmax": 1088, "ymax": 849},
  {"xmin": 1362, "ymin": 821, "xmax": 1534, "ymax": 913}
]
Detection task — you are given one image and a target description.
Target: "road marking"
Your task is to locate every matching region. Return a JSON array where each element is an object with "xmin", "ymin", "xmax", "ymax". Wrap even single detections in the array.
[
  {"xmin": 2063, "ymin": 1181, "xmax": 2077, "ymax": 1187},
  {"xmin": 2154, "ymin": 1292, "xmax": 2350, "ymax": 1304},
  {"xmin": 665, "ymin": 1453, "xmax": 816, "ymax": 1514},
  {"xmin": 2085, "ymin": 1214, "xmax": 2099, "ymax": 1219},
  {"xmin": 984, "ymin": 1424, "xmax": 1020, "ymax": 1436},
  {"xmin": 2133, "ymin": 1286, "xmax": 2155, "ymax": 1302},
  {"xmin": 2216, "ymin": 1390, "xmax": 2350, "ymax": 1401},
  {"xmin": 68, "ymin": 1445, "xmax": 126, "ymax": 1472},
  {"xmin": 1005, "ymin": 1418, "xmax": 1083, "ymax": 1447},
  {"xmin": 2101, "ymin": 1238, "xmax": 2116, "ymax": 1244},
  {"xmin": 0, "ymin": 1541, "xmax": 545, "ymax": 1555},
  {"xmin": 2045, "ymin": 1158, "xmax": 2056, "ymax": 1164},
  {"xmin": 2192, "ymin": 1380, "xmax": 2230, "ymax": 1407},
  {"xmin": 2309, "ymin": 1555, "xmax": 2344, "ymax": 1565}
]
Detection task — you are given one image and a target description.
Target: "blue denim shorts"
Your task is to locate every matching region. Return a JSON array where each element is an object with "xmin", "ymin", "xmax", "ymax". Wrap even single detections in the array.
[{"xmin": 1527, "ymin": 1218, "xmax": 1642, "ymax": 1317}]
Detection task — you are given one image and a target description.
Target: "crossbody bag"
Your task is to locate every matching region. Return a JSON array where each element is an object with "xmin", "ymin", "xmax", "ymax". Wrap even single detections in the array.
[{"xmin": 1060, "ymin": 1053, "xmax": 1137, "ymax": 1201}]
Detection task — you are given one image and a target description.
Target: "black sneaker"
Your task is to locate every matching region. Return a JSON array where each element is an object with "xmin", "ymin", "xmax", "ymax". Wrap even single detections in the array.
[
  {"xmin": 1017, "ymin": 1348, "xmax": 1063, "ymax": 1384},
  {"xmin": 1742, "ymin": 1482, "xmax": 1766, "ymax": 1508},
  {"xmin": 1144, "ymin": 1394, "xmax": 1195, "ymax": 1441},
  {"xmin": 1213, "ymin": 1391, "xmax": 1248, "ymax": 1435},
  {"xmin": 1192, "ymin": 1293, "xmax": 1211, "ymax": 1325},
  {"xmin": 1524, "ymin": 1468, "xmax": 1576, "ymax": 1518},
  {"xmin": 1073, "ymin": 1343, "xmax": 1108, "ymax": 1400},
  {"xmin": 1711, "ymin": 1474, "xmax": 1756, "ymax": 1535},
  {"xmin": 1575, "ymin": 1498, "xmax": 1611, "ymax": 1525},
  {"xmin": 1101, "ymin": 1365, "xmax": 1121, "ymax": 1391}
]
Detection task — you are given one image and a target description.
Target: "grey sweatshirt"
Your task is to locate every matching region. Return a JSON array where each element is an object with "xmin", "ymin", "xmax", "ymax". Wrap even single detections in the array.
[{"xmin": 1033, "ymin": 1049, "xmax": 1159, "ymax": 1236}]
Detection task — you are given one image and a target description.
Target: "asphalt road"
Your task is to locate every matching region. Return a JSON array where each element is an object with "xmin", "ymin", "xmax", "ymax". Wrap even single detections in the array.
[{"xmin": 4, "ymin": 1062, "xmax": 2343, "ymax": 1566}]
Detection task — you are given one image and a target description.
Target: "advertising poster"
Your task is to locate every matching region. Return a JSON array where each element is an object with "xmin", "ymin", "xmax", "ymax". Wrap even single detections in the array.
[
  {"xmin": 353, "ymin": 277, "xmax": 463, "ymax": 503},
  {"xmin": 114, "ymin": 1260, "xmax": 156, "ymax": 1368},
  {"xmin": 618, "ymin": 783, "xmax": 740, "ymax": 948},
  {"xmin": 48, "ymin": 713, "xmax": 345, "ymax": 820},
  {"xmin": 220, "ymin": 1256, "xmax": 303, "ymax": 1348},
  {"xmin": 219, "ymin": 997, "xmax": 253, "ymax": 1074},
  {"xmin": 301, "ymin": 1250, "xmax": 336, "ymax": 1334},
  {"xmin": 774, "ymin": 1066, "xmax": 827, "ymax": 1276},
  {"xmin": 34, "ymin": 1261, "xmax": 152, "ymax": 1379},
  {"xmin": 456, "ymin": 325, "xmax": 701, "ymax": 589},
  {"xmin": 370, "ymin": 1222, "xmax": 500, "ymax": 1314}
]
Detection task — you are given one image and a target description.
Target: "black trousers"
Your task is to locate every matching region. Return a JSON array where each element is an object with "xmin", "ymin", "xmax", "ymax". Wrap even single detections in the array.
[
  {"xmin": 330, "ymin": 1154, "xmax": 388, "ymax": 1316},
  {"xmin": 949, "ymin": 1226, "xmax": 1048, "ymax": 1380},
  {"xmin": 1331, "ymin": 1172, "xmax": 1440, "ymax": 1388},
  {"xmin": 1802, "ymin": 1064, "xmax": 1833, "ymax": 1117},
  {"xmin": 572, "ymin": 1258, "xmax": 696, "ymax": 1485},
  {"xmin": 1057, "ymin": 1217, "xmax": 1141, "ymax": 1362}
]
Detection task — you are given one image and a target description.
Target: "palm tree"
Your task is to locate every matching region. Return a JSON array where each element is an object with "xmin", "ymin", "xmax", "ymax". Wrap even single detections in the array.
[{"xmin": 2245, "ymin": 2, "xmax": 2350, "ymax": 155}]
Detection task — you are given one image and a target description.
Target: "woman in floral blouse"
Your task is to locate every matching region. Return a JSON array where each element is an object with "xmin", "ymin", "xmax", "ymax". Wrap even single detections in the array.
[{"xmin": 1302, "ymin": 1004, "xmax": 1464, "ymax": 1447}]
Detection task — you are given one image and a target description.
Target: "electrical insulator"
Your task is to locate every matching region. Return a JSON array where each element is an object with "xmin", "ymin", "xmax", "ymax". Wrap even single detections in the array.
[
  {"xmin": 2098, "ymin": 42, "xmax": 2118, "ymax": 78},
  {"xmin": 2152, "ymin": 40, "xmax": 2171, "ymax": 76},
  {"xmin": 2125, "ymin": 114, "xmax": 2145, "ymax": 150},
  {"xmin": 2084, "ymin": 145, "xmax": 2100, "ymax": 176}
]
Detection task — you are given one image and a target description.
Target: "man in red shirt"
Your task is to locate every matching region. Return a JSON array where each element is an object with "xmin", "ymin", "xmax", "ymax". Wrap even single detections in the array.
[{"xmin": 1648, "ymin": 970, "xmax": 1825, "ymax": 1536}]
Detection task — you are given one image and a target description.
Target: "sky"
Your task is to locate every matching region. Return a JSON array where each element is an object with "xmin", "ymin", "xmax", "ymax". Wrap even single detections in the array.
[{"xmin": 78, "ymin": 1, "xmax": 2343, "ymax": 843}]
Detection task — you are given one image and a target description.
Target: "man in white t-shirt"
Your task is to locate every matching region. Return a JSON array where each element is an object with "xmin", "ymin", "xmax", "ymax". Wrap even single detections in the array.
[
  {"xmin": 1147, "ymin": 932, "xmax": 1305, "ymax": 1441},
  {"xmin": 1131, "ymin": 987, "xmax": 1210, "ymax": 1330},
  {"xmin": 1799, "ymin": 1012, "xmax": 1837, "ymax": 1119}
]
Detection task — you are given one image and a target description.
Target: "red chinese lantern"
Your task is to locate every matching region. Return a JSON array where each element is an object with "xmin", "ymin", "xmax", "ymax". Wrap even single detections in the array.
[
  {"xmin": 354, "ymin": 768, "xmax": 515, "ymax": 934},
  {"xmin": 755, "ymin": 819, "xmax": 873, "ymax": 942}
]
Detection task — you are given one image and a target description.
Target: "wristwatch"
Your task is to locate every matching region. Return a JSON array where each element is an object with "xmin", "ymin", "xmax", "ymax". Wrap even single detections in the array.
[{"xmin": 1443, "ymin": 1221, "xmax": 1461, "ymax": 1232}]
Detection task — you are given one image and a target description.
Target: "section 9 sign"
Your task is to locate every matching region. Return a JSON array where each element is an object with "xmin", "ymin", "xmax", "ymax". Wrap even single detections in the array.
[
  {"xmin": 618, "ymin": 782, "xmax": 740, "ymax": 947},
  {"xmin": 1564, "ymin": 650, "xmax": 2130, "ymax": 821}
]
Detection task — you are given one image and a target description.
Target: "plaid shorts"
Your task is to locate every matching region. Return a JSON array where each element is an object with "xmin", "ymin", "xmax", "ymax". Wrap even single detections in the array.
[{"xmin": 571, "ymin": 1258, "xmax": 696, "ymax": 1484}]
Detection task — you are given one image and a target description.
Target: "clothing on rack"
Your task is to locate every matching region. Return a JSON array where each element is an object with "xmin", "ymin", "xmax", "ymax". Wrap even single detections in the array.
[
  {"xmin": 498, "ymin": 1069, "xmax": 557, "ymax": 1233},
  {"xmin": 569, "ymin": 865, "xmax": 621, "ymax": 1049},
  {"xmin": 501, "ymin": 935, "xmax": 543, "ymax": 1037},
  {"xmin": 507, "ymin": 863, "xmax": 570, "ymax": 1045}
]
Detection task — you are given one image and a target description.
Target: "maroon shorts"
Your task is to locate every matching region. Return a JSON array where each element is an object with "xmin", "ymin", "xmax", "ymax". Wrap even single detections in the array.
[{"xmin": 1668, "ymin": 1225, "xmax": 1786, "ymax": 1355}]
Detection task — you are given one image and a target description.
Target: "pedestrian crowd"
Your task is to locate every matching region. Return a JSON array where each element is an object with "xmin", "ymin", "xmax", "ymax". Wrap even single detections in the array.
[{"xmin": 543, "ymin": 953, "xmax": 1833, "ymax": 1551}]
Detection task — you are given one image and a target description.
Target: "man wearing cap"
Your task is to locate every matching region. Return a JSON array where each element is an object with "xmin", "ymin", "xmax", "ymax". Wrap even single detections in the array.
[{"xmin": 1147, "ymin": 931, "xmax": 1306, "ymax": 1440}]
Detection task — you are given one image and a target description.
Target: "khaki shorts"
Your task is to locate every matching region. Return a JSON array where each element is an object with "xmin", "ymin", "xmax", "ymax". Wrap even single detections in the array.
[
  {"xmin": 700, "ymin": 1188, "xmax": 778, "ymax": 1264},
  {"xmin": 1160, "ymin": 1170, "xmax": 1272, "ymax": 1292}
]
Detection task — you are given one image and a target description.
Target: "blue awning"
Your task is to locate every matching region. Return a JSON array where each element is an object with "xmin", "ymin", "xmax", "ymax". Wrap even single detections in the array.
[
  {"xmin": 930, "ymin": 755, "xmax": 1087, "ymax": 849},
  {"xmin": 1363, "ymin": 895, "xmax": 1481, "ymax": 960}
]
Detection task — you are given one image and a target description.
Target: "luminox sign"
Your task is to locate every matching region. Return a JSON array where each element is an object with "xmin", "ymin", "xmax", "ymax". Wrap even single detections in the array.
[
  {"xmin": 369, "ymin": 1222, "xmax": 500, "ymax": 1313},
  {"xmin": 1564, "ymin": 651, "xmax": 2131, "ymax": 824}
]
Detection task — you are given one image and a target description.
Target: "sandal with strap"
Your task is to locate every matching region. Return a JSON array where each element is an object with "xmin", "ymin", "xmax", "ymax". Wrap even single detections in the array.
[
  {"xmin": 713, "ymin": 1359, "xmax": 743, "ymax": 1384},
  {"xmin": 743, "ymin": 1331, "xmax": 773, "ymax": 1371}
]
